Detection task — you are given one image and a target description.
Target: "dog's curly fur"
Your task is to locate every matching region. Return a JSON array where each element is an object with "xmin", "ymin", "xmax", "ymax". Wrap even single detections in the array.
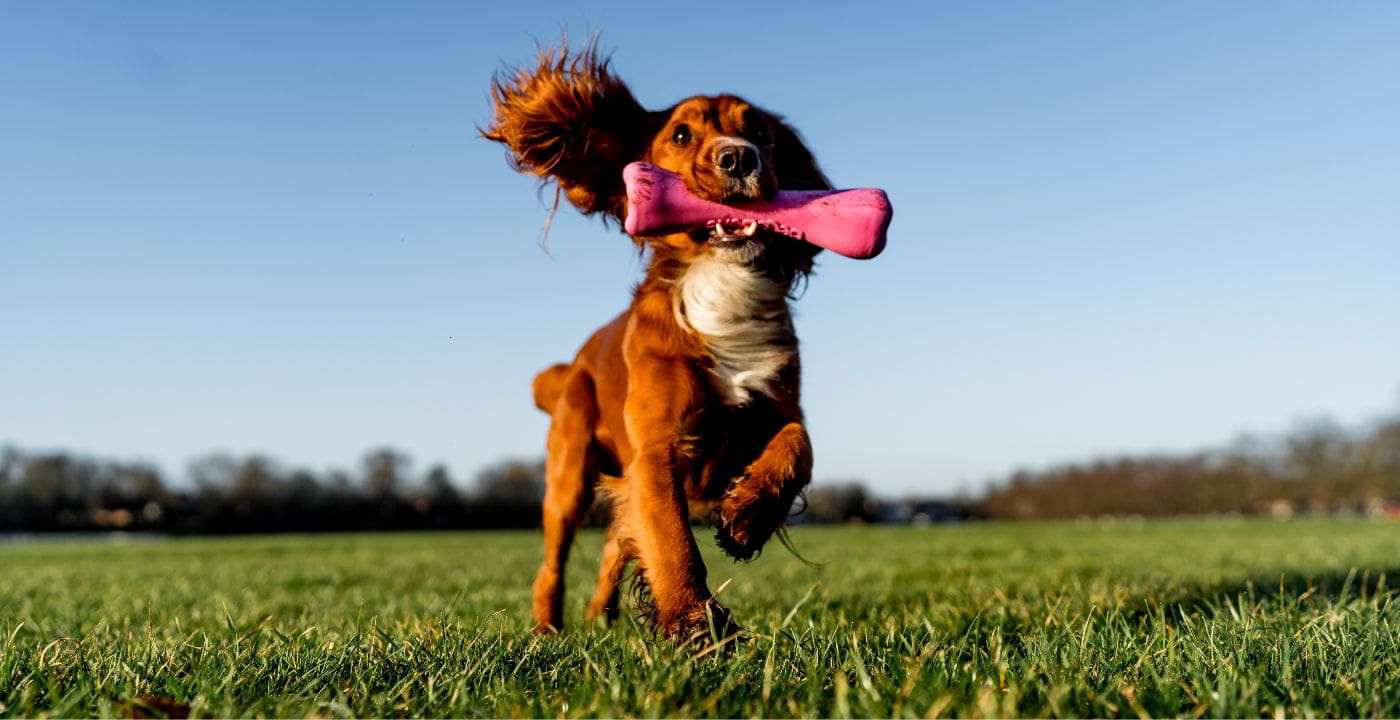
[{"xmin": 483, "ymin": 39, "xmax": 650, "ymax": 221}]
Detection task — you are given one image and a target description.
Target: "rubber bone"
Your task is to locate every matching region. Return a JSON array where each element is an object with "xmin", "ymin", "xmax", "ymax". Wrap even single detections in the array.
[{"xmin": 622, "ymin": 162, "xmax": 891, "ymax": 259}]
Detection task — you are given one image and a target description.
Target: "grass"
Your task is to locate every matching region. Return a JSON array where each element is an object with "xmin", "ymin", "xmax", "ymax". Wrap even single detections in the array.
[{"xmin": 2, "ymin": 519, "xmax": 1399, "ymax": 718}]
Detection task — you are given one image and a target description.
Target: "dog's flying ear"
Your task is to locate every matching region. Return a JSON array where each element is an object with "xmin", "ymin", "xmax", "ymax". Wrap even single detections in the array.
[
  {"xmin": 767, "ymin": 114, "xmax": 832, "ymax": 192},
  {"xmin": 762, "ymin": 112, "xmax": 831, "ymax": 274},
  {"xmin": 483, "ymin": 40, "xmax": 651, "ymax": 222}
]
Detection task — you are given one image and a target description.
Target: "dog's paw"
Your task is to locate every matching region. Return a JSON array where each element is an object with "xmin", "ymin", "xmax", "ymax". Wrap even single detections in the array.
[
  {"xmin": 664, "ymin": 601, "xmax": 744, "ymax": 648},
  {"xmin": 714, "ymin": 472, "xmax": 796, "ymax": 561}
]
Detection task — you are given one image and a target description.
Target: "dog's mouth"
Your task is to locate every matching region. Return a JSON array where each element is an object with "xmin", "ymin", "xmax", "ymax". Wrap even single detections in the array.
[
  {"xmin": 689, "ymin": 221, "xmax": 790, "ymax": 264},
  {"xmin": 691, "ymin": 218, "xmax": 801, "ymax": 247},
  {"xmin": 688, "ymin": 222, "xmax": 770, "ymax": 262},
  {"xmin": 706, "ymin": 220, "xmax": 760, "ymax": 244}
]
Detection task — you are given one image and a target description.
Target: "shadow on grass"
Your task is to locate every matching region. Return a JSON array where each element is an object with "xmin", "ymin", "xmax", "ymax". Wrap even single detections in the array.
[{"xmin": 1137, "ymin": 564, "xmax": 1398, "ymax": 623}]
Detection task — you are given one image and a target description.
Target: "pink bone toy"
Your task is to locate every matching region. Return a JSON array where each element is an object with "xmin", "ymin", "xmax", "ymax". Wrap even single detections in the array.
[{"xmin": 622, "ymin": 162, "xmax": 892, "ymax": 259}]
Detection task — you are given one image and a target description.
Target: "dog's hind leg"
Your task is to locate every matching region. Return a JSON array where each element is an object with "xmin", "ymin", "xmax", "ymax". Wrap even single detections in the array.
[
  {"xmin": 532, "ymin": 369, "xmax": 600, "ymax": 632},
  {"xmin": 584, "ymin": 522, "xmax": 629, "ymax": 623}
]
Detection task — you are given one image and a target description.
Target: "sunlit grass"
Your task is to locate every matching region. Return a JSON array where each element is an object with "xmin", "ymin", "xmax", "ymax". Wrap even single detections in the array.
[{"xmin": 2, "ymin": 519, "xmax": 1398, "ymax": 717}]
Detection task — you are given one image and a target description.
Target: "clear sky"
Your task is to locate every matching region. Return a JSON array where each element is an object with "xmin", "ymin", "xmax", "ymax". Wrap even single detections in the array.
[{"xmin": 3, "ymin": 1, "xmax": 1397, "ymax": 495}]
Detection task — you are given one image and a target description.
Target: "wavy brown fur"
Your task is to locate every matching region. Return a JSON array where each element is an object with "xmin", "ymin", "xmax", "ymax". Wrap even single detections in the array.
[{"xmin": 482, "ymin": 39, "xmax": 651, "ymax": 221}]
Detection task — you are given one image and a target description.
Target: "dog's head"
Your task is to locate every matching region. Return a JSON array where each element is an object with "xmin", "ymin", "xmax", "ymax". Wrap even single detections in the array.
[{"xmin": 484, "ymin": 40, "xmax": 829, "ymax": 267}]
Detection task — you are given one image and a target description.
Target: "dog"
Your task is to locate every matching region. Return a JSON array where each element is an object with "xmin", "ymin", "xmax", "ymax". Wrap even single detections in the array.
[{"xmin": 484, "ymin": 40, "xmax": 831, "ymax": 641}]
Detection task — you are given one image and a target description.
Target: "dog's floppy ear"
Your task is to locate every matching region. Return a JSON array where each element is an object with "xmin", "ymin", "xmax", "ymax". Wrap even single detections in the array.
[
  {"xmin": 483, "ymin": 40, "xmax": 651, "ymax": 222},
  {"xmin": 764, "ymin": 112, "xmax": 831, "ymax": 275},
  {"xmin": 768, "ymin": 114, "xmax": 832, "ymax": 192}
]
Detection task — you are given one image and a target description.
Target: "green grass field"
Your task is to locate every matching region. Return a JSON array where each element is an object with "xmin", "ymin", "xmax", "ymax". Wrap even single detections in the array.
[{"xmin": 2, "ymin": 519, "xmax": 1399, "ymax": 718}]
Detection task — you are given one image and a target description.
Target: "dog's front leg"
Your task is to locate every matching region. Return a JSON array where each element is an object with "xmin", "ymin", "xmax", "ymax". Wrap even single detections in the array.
[
  {"xmin": 622, "ymin": 356, "xmax": 733, "ymax": 640},
  {"xmin": 716, "ymin": 421, "xmax": 812, "ymax": 560}
]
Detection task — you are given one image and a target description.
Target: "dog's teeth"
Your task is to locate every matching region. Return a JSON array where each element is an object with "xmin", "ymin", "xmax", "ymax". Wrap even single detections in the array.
[{"xmin": 740, "ymin": 221, "xmax": 758, "ymax": 237}]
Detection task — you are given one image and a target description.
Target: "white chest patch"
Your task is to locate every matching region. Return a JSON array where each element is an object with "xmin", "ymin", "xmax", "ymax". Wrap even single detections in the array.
[{"xmin": 673, "ymin": 257, "xmax": 796, "ymax": 406}]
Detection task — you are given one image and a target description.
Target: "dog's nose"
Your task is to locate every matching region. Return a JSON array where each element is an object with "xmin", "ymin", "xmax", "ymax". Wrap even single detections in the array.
[{"xmin": 715, "ymin": 144, "xmax": 759, "ymax": 178}]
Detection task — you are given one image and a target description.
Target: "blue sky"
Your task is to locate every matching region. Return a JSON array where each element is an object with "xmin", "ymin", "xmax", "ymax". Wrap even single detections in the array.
[{"xmin": 3, "ymin": 1, "xmax": 1397, "ymax": 494}]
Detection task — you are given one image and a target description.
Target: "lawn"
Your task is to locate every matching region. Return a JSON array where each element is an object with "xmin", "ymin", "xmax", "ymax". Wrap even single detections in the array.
[{"xmin": 2, "ymin": 519, "xmax": 1398, "ymax": 717}]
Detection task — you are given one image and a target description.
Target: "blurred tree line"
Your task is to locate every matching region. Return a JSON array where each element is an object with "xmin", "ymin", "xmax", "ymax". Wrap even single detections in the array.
[
  {"xmin": 977, "ymin": 416, "xmax": 1400, "ymax": 519},
  {"xmin": 0, "ymin": 447, "xmax": 546, "ymax": 534},
  {"xmin": 3, "ymin": 413, "xmax": 1397, "ymax": 533}
]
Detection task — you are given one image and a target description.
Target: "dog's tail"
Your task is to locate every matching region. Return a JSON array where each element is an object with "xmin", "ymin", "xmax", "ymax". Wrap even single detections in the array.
[{"xmin": 532, "ymin": 363, "xmax": 572, "ymax": 413}]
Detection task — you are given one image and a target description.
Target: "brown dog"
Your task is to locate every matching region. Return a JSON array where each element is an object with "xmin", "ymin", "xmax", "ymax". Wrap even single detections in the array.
[{"xmin": 484, "ymin": 41, "xmax": 830, "ymax": 641}]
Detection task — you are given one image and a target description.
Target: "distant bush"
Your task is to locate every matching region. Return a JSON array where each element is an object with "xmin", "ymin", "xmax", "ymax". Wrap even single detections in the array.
[
  {"xmin": 977, "ymin": 416, "xmax": 1400, "ymax": 519},
  {"xmin": 0, "ymin": 447, "xmax": 546, "ymax": 534}
]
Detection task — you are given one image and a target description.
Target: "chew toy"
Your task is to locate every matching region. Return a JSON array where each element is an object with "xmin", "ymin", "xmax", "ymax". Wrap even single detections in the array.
[{"xmin": 622, "ymin": 162, "xmax": 892, "ymax": 259}]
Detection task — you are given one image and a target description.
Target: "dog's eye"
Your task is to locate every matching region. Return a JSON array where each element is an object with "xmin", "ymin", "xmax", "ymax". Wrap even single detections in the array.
[
  {"xmin": 671, "ymin": 123, "xmax": 692, "ymax": 146},
  {"xmin": 749, "ymin": 123, "xmax": 770, "ymax": 145}
]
